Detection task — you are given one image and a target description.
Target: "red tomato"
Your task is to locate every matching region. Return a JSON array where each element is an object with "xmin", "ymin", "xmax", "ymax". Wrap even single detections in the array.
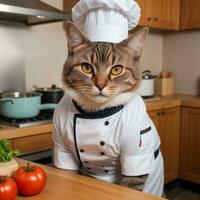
[
  {"xmin": 13, "ymin": 163, "xmax": 47, "ymax": 196},
  {"xmin": 0, "ymin": 176, "xmax": 17, "ymax": 200}
]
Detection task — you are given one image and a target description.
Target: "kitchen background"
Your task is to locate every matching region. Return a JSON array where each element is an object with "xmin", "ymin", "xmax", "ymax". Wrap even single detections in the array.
[
  {"xmin": 0, "ymin": 0, "xmax": 200, "ymax": 95},
  {"xmin": 0, "ymin": 1, "xmax": 199, "ymax": 200}
]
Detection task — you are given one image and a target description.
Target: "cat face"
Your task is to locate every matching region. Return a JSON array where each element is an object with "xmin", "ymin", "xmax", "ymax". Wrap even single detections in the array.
[{"xmin": 63, "ymin": 22, "xmax": 148, "ymax": 111}]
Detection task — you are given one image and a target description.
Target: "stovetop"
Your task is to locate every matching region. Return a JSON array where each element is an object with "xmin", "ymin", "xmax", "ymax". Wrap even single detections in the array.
[{"xmin": 0, "ymin": 111, "xmax": 54, "ymax": 128}]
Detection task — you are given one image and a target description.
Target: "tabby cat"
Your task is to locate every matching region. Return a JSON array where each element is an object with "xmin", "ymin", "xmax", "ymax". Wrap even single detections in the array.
[
  {"xmin": 55, "ymin": 21, "xmax": 165, "ymax": 197},
  {"xmin": 62, "ymin": 22, "xmax": 149, "ymax": 191}
]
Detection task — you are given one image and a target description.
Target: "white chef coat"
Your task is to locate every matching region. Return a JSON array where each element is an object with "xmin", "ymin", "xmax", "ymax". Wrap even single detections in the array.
[{"xmin": 53, "ymin": 94, "xmax": 164, "ymax": 196}]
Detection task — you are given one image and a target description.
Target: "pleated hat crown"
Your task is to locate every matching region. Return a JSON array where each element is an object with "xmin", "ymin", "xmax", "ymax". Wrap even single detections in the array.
[{"xmin": 72, "ymin": 0, "xmax": 141, "ymax": 43}]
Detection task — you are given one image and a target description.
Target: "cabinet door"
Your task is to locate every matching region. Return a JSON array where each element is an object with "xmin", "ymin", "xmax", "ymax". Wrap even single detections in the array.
[
  {"xmin": 150, "ymin": 0, "xmax": 180, "ymax": 30},
  {"xmin": 135, "ymin": 0, "xmax": 152, "ymax": 27},
  {"xmin": 13, "ymin": 133, "xmax": 53, "ymax": 155},
  {"xmin": 63, "ymin": 0, "xmax": 78, "ymax": 14},
  {"xmin": 148, "ymin": 108, "xmax": 180, "ymax": 183},
  {"xmin": 158, "ymin": 108, "xmax": 180, "ymax": 183},
  {"xmin": 148, "ymin": 110, "xmax": 159, "ymax": 128},
  {"xmin": 181, "ymin": 0, "xmax": 200, "ymax": 29},
  {"xmin": 180, "ymin": 108, "xmax": 200, "ymax": 184}
]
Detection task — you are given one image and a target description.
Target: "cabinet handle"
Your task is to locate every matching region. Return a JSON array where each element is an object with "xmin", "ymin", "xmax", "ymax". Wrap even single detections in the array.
[
  {"xmin": 157, "ymin": 111, "xmax": 165, "ymax": 116},
  {"xmin": 154, "ymin": 17, "xmax": 158, "ymax": 21},
  {"xmin": 147, "ymin": 17, "xmax": 151, "ymax": 21}
]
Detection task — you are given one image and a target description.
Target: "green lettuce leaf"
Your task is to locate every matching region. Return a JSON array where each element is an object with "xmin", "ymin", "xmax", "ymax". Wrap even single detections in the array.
[{"xmin": 0, "ymin": 138, "xmax": 20, "ymax": 162}]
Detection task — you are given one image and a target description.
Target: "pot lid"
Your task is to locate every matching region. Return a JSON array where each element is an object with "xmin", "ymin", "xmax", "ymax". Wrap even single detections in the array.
[
  {"xmin": 142, "ymin": 70, "xmax": 155, "ymax": 79},
  {"xmin": 34, "ymin": 84, "xmax": 63, "ymax": 92},
  {"xmin": 0, "ymin": 92, "xmax": 42, "ymax": 99}
]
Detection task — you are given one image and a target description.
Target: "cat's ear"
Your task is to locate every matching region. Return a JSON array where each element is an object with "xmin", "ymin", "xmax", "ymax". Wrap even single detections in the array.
[
  {"xmin": 65, "ymin": 22, "xmax": 88, "ymax": 51},
  {"xmin": 123, "ymin": 27, "xmax": 149, "ymax": 58}
]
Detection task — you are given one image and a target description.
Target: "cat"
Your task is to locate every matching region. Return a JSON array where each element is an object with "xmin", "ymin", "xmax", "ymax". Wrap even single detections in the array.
[{"xmin": 53, "ymin": 21, "xmax": 164, "ymax": 196}]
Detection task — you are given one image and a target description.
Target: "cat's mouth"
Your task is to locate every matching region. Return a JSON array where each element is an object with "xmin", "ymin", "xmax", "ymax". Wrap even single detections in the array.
[
  {"xmin": 84, "ymin": 87, "xmax": 113, "ymax": 103},
  {"xmin": 94, "ymin": 93, "xmax": 109, "ymax": 98},
  {"xmin": 90, "ymin": 93, "xmax": 110, "ymax": 103},
  {"xmin": 93, "ymin": 92, "xmax": 110, "ymax": 98}
]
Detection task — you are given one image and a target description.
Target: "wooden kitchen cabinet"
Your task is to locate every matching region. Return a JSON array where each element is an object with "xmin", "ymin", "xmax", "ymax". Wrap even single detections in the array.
[
  {"xmin": 134, "ymin": 0, "xmax": 150, "ymax": 27},
  {"xmin": 135, "ymin": 0, "xmax": 200, "ymax": 30},
  {"xmin": 181, "ymin": 0, "xmax": 200, "ymax": 30},
  {"xmin": 135, "ymin": 0, "xmax": 180, "ymax": 30},
  {"xmin": 180, "ymin": 107, "xmax": 200, "ymax": 184},
  {"xmin": 148, "ymin": 107, "xmax": 180, "ymax": 183},
  {"xmin": 150, "ymin": 0, "xmax": 180, "ymax": 30},
  {"xmin": 63, "ymin": 0, "xmax": 78, "ymax": 14},
  {"xmin": 13, "ymin": 133, "xmax": 53, "ymax": 155}
]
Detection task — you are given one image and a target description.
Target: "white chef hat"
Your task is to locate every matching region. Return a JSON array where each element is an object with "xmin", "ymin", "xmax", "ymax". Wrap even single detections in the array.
[{"xmin": 72, "ymin": 0, "xmax": 141, "ymax": 43}]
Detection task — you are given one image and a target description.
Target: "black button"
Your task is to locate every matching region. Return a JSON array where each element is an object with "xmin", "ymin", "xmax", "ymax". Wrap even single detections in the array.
[
  {"xmin": 101, "ymin": 165, "xmax": 105, "ymax": 168},
  {"xmin": 104, "ymin": 170, "xmax": 109, "ymax": 173},
  {"xmin": 100, "ymin": 141, "xmax": 105, "ymax": 146},
  {"xmin": 80, "ymin": 149, "xmax": 84, "ymax": 153},
  {"xmin": 87, "ymin": 167, "xmax": 91, "ymax": 170},
  {"xmin": 104, "ymin": 121, "xmax": 109, "ymax": 126},
  {"xmin": 100, "ymin": 152, "xmax": 105, "ymax": 155}
]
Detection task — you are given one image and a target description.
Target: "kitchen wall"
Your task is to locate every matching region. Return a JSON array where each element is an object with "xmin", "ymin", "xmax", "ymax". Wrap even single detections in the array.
[
  {"xmin": 22, "ymin": 0, "xmax": 67, "ymax": 92},
  {"xmin": 163, "ymin": 30, "xmax": 200, "ymax": 95},
  {"xmin": 0, "ymin": 25, "xmax": 26, "ymax": 92},
  {"xmin": 141, "ymin": 30, "xmax": 163, "ymax": 75},
  {"xmin": 24, "ymin": 21, "xmax": 66, "ymax": 91},
  {"xmin": 0, "ymin": 0, "xmax": 67, "ymax": 93}
]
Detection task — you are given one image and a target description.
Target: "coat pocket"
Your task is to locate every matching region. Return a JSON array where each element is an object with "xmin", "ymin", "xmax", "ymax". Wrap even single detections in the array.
[{"xmin": 139, "ymin": 126, "xmax": 151, "ymax": 147}]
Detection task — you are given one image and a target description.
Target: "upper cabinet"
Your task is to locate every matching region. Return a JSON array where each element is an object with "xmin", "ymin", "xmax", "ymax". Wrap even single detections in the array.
[
  {"xmin": 134, "ymin": 0, "xmax": 150, "ymax": 27},
  {"xmin": 136, "ymin": 0, "xmax": 180, "ymax": 30},
  {"xmin": 135, "ymin": 0, "xmax": 200, "ymax": 30},
  {"xmin": 181, "ymin": 0, "xmax": 200, "ymax": 29},
  {"xmin": 63, "ymin": 0, "xmax": 78, "ymax": 14},
  {"xmin": 63, "ymin": 0, "xmax": 200, "ymax": 31}
]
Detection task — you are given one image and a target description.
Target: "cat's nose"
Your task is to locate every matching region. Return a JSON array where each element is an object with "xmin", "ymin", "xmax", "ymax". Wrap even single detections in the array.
[{"xmin": 95, "ymin": 84, "xmax": 105, "ymax": 91}]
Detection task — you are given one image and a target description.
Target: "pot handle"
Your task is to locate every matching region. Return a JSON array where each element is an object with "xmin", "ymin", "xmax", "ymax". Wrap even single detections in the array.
[
  {"xmin": 142, "ymin": 70, "xmax": 151, "ymax": 74},
  {"xmin": 33, "ymin": 85, "xmax": 38, "ymax": 89},
  {"xmin": 0, "ymin": 98, "xmax": 14, "ymax": 104},
  {"xmin": 142, "ymin": 70, "xmax": 156, "ymax": 79},
  {"xmin": 38, "ymin": 103, "xmax": 57, "ymax": 110}
]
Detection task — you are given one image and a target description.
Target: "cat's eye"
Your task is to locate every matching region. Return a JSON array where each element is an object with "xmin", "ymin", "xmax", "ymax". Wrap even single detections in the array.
[
  {"xmin": 110, "ymin": 65, "xmax": 123, "ymax": 76},
  {"xmin": 81, "ymin": 63, "xmax": 93, "ymax": 74}
]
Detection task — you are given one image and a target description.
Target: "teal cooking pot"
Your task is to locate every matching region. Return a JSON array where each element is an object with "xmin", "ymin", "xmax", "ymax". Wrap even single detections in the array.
[{"xmin": 0, "ymin": 92, "xmax": 57, "ymax": 119}]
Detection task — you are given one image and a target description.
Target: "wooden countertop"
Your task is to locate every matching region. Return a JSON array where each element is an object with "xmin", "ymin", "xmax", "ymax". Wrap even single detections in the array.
[
  {"xmin": 0, "ymin": 94, "xmax": 199, "ymax": 140},
  {"xmin": 0, "ymin": 123, "xmax": 53, "ymax": 140},
  {"xmin": 15, "ymin": 159, "xmax": 165, "ymax": 200},
  {"xmin": 145, "ymin": 94, "xmax": 200, "ymax": 111}
]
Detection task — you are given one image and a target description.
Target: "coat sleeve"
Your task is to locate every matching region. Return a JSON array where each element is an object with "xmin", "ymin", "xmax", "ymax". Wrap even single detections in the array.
[
  {"xmin": 53, "ymin": 108, "xmax": 79, "ymax": 171},
  {"xmin": 120, "ymin": 96, "xmax": 157, "ymax": 176}
]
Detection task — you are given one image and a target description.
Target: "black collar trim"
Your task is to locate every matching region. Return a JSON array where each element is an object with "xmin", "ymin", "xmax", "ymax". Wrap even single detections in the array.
[{"xmin": 73, "ymin": 100, "xmax": 124, "ymax": 119}]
